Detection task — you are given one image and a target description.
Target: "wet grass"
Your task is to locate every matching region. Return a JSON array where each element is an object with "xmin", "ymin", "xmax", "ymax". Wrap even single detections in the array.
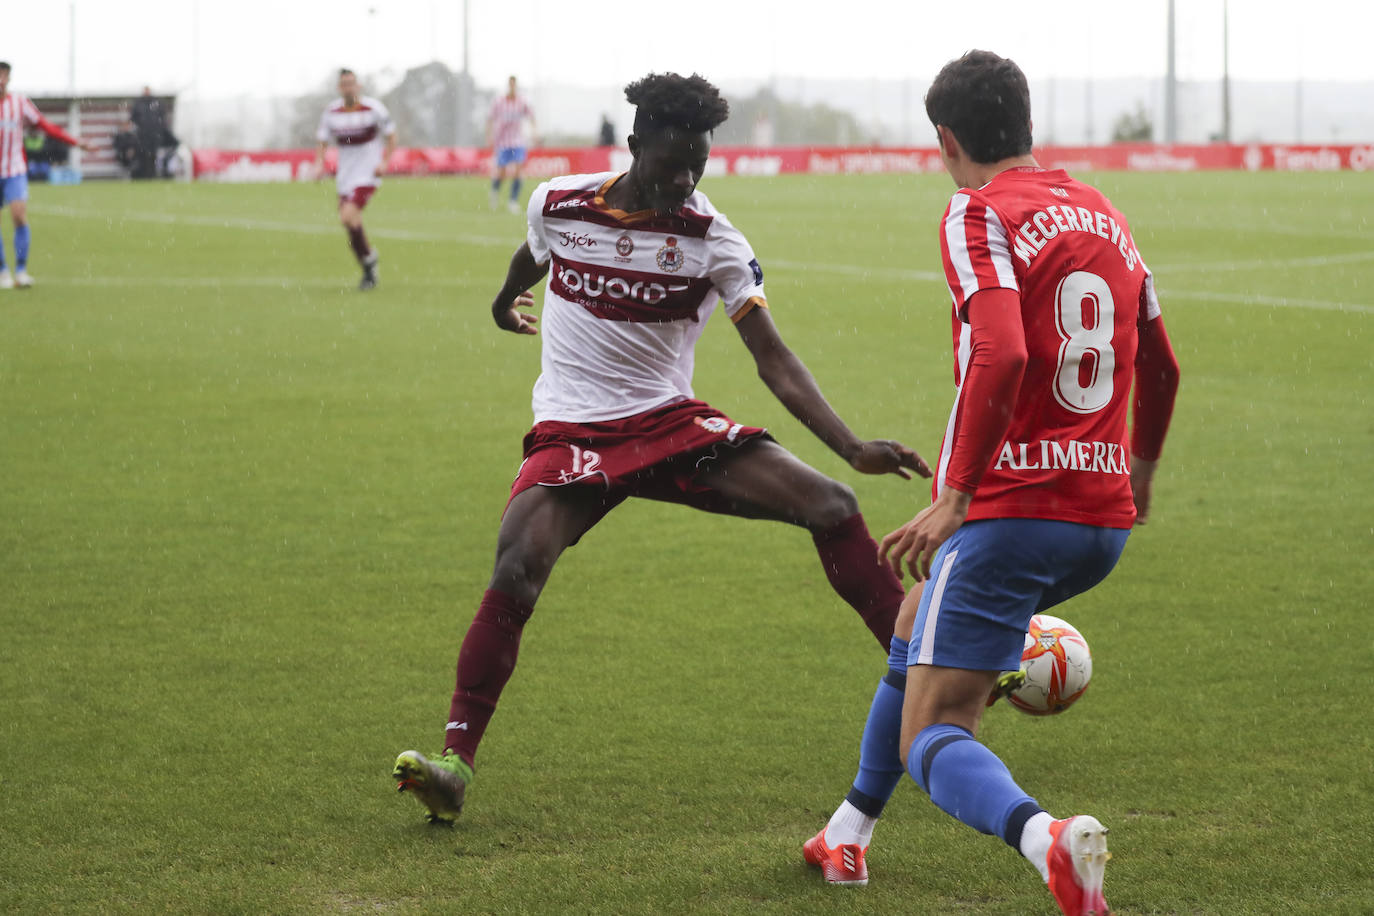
[{"xmin": 1, "ymin": 171, "xmax": 1370, "ymax": 913}]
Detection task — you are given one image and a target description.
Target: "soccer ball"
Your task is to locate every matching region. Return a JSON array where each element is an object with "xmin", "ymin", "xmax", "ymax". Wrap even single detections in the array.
[{"xmin": 1007, "ymin": 614, "xmax": 1093, "ymax": 715}]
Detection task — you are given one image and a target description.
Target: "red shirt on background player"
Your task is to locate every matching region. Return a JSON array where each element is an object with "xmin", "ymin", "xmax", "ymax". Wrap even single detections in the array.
[
  {"xmin": 804, "ymin": 52, "xmax": 1179, "ymax": 911},
  {"xmin": 392, "ymin": 72, "xmax": 933, "ymax": 826},
  {"xmin": 0, "ymin": 61, "xmax": 96, "ymax": 290}
]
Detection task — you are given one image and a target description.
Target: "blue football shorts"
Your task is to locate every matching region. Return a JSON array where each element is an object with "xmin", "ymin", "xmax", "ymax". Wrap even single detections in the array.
[
  {"xmin": 907, "ymin": 518, "xmax": 1130, "ymax": 672},
  {"xmin": 495, "ymin": 146, "xmax": 527, "ymax": 168},
  {"xmin": 1, "ymin": 174, "xmax": 29, "ymax": 205}
]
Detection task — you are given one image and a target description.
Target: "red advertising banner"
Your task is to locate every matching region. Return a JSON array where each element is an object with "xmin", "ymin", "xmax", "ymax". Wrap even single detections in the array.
[{"xmin": 192, "ymin": 143, "xmax": 1374, "ymax": 182}]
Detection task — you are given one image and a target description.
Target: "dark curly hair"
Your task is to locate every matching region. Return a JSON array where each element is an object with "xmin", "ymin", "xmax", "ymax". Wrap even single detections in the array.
[
  {"xmin": 625, "ymin": 72, "xmax": 730, "ymax": 136},
  {"xmin": 925, "ymin": 51, "xmax": 1033, "ymax": 164}
]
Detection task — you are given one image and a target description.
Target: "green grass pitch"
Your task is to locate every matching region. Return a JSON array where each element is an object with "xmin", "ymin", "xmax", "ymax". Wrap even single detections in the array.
[{"xmin": 1, "ymin": 170, "xmax": 1371, "ymax": 913}]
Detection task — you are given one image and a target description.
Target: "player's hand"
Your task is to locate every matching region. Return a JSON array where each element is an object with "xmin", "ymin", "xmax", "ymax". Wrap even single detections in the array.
[
  {"xmin": 79, "ymin": 140, "xmax": 99, "ymax": 153},
  {"xmin": 1130, "ymin": 455, "xmax": 1158, "ymax": 525},
  {"xmin": 847, "ymin": 439, "xmax": 932, "ymax": 480},
  {"xmin": 494, "ymin": 291, "xmax": 539, "ymax": 335},
  {"xmin": 879, "ymin": 486, "xmax": 971, "ymax": 581}
]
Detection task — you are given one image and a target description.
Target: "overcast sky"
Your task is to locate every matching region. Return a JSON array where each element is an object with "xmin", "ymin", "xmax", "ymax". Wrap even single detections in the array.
[{"xmin": 12, "ymin": 0, "xmax": 1367, "ymax": 101}]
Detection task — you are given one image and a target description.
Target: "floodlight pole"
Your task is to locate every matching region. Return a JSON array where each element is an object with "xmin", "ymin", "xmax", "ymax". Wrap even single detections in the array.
[
  {"xmin": 1221, "ymin": 0, "xmax": 1231, "ymax": 142},
  {"xmin": 1164, "ymin": 0, "xmax": 1177, "ymax": 143},
  {"xmin": 68, "ymin": 0, "xmax": 82, "ymax": 170}
]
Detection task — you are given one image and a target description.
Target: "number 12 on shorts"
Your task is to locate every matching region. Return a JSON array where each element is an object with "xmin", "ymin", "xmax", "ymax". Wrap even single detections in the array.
[{"xmin": 568, "ymin": 444, "xmax": 601, "ymax": 477}]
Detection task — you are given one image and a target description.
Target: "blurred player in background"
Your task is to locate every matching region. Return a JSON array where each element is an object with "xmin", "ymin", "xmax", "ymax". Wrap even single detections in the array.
[
  {"xmin": 314, "ymin": 69, "xmax": 396, "ymax": 291},
  {"xmin": 394, "ymin": 71, "xmax": 931, "ymax": 825},
  {"xmin": 0, "ymin": 61, "xmax": 96, "ymax": 289},
  {"xmin": 801, "ymin": 52, "xmax": 1180, "ymax": 915},
  {"xmin": 486, "ymin": 76, "xmax": 537, "ymax": 214}
]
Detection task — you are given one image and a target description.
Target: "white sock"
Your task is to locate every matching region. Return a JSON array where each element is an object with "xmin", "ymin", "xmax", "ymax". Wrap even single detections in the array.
[
  {"xmin": 1019, "ymin": 811, "xmax": 1056, "ymax": 882},
  {"xmin": 823, "ymin": 799, "xmax": 877, "ymax": 848}
]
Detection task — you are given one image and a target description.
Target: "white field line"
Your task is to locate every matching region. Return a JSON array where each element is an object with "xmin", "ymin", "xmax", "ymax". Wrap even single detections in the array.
[{"xmin": 32, "ymin": 204, "xmax": 1374, "ymax": 313}]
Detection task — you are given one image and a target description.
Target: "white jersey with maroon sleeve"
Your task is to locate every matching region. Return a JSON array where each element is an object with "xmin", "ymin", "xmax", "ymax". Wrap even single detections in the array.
[
  {"xmin": 316, "ymin": 96, "xmax": 395, "ymax": 195},
  {"xmin": 0, "ymin": 93, "xmax": 42, "ymax": 179},
  {"xmin": 524, "ymin": 172, "xmax": 768, "ymax": 424},
  {"xmin": 935, "ymin": 167, "xmax": 1162, "ymax": 529}
]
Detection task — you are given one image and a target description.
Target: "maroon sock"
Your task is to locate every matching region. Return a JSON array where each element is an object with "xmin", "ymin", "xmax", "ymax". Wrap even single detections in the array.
[
  {"xmin": 443, "ymin": 589, "xmax": 535, "ymax": 767},
  {"xmin": 347, "ymin": 224, "xmax": 371, "ymax": 263},
  {"xmin": 812, "ymin": 513, "xmax": 904, "ymax": 651}
]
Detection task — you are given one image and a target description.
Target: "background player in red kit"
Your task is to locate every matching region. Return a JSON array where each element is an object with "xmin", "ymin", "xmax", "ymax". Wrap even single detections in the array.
[
  {"xmin": 393, "ymin": 72, "xmax": 931, "ymax": 823},
  {"xmin": 0, "ymin": 61, "xmax": 97, "ymax": 289},
  {"xmin": 314, "ymin": 69, "xmax": 396, "ymax": 290},
  {"xmin": 801, "ymin": 52, "xmax": 1179, "ymax": 915}
]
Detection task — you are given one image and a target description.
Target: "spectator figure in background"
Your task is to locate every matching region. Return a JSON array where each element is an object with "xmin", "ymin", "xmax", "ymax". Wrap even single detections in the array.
[
  {"xmin": 128, "ymin": 86, "xmax": 168, "ymax": 179},
  {"xmin": 597, "ymin": 113, "xmax": 616, "ymax": 147},
  {"xmin": 314, "ymin": 68, "xmax": 397, "ymax": 291},
  {"xmin": 0, "ymin": 61, "xmax": 96, "ymax": 289},
  {"xmin": 486, "ymin": 76, "xmax": 536, "ymax": 214}
]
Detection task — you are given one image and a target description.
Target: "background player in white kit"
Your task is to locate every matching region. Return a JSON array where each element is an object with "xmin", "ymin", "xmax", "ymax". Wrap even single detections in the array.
[
  {"xmin": 393, "ymin": 72, "xmax": 931, "ymax": 824},
  {"xmin": 314, "ymin": 69, "xmax": 396, "ymax": 290}
]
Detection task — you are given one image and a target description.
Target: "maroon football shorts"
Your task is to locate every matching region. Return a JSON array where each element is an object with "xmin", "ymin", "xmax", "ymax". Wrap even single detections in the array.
[
  {"xmin": 507, "ymin": 398, "xmax": 770, "ymax": 528},
  {"xmin": 339, "ymin": 185, "xmax": 377, "ymax": 208}
]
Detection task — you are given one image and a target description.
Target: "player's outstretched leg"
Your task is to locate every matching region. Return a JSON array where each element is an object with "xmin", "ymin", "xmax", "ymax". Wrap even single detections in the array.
[
  {"xmin": 394, "ymin": 484, "xmax": 606, "ymax": 823},
  {"xmin": 904, "ymin": 680, "xmax": 1111, "ymax": 914},
  {"xmin": 805, "ymin": 587, "xmax": 921, "ymax": 885}
]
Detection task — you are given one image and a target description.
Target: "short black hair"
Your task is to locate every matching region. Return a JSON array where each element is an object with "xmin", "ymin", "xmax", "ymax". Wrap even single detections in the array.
[
  {"xmin": 925, "ymin": 51, "xmax": 1033, "ymax": 164},
  {"xmin": 625, "ymin": 72, "xmax": 730, "ymax": 136},
  {"xmin": 0, "ymin": 62, "xmax": 10, "ymax": 73},
  {"xmin": 339, "ymin": 68, "xmax": 356, "ymax": 79}
]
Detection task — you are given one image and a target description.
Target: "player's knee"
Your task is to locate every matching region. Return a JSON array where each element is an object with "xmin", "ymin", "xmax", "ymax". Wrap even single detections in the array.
[
  {"xmin": 489, "ymin": 542, "xmax": 555, "ymax": 604},
  {"xmin": 810, "ymin": 478, "xmax": 860, "ymax": 529}
]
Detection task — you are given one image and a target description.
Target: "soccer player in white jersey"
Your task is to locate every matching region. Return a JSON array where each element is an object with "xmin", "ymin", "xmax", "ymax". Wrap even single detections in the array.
[
  {"xmin": 0, "ymin": 61, "xmax": 96, "ymax": 289},
  {"xmin": 314, "ymin": 69, "xmax": 396, "ymax": 290},
  {"xmin": 801, "ymin": 52, "xmax": 1180, "ymax": 915},
  {"xmin": 486, "ymin": 76, "xmax": 536, "ymax": 213},
  {"xmin": 394, "ymin": 72, "xmax": 931, "ymax": 824}
]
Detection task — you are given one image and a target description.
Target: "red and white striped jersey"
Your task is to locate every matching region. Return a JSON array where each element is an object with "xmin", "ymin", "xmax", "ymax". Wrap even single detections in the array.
[
  {"xmin": 316, "ymin": 96, "xmax": 394, "ymax": 195},
  {"xmin": 524, "ymin": 172, "xmax": 768, "ymax": 423},
  {"xmin": 488, "ymin": 95, "xmax": 532, "ymax": 150},
  {"xmin": 0, "ymin": 93, "xmax": 43, "ymax": 178},
  {"xmin": 934, "ymin": 167, "xmax": 1162, "ymax": 529}
]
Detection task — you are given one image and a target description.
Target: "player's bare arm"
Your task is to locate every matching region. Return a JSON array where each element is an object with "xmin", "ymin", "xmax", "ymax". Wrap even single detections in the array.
[
  {"xmin": 490, "ymin": 242, "xmax": 547, "ymax": 335},
  {"xmin": 734, "ymin": 307, "xmax": 930, "ymax": 480},
  {"xmin": 377, "ymin": 132, "xmax": 397, "ymax": 176},
  {"xmin": 313, "ymin": 140, "xmax": 329, "ymax": 180}
]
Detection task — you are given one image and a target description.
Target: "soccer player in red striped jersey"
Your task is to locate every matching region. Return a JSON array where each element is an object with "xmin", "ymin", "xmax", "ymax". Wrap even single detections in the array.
[
  {"xmin": 486, "ymin": 76, "xmax": 537, "ymax": 213},
  {"xmin": 393, "ymin": 72, "xmax": 932, "ymax": 824},
  {"xmin": 802, "ymin": 52, "xmax": 1179, "ymax": 914},
  {"xmin": 0, "ymin": 61, "xmax": 96, "ymax": 289}
]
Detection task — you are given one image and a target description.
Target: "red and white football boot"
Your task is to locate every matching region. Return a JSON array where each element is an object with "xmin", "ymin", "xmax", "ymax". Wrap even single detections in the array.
[
  {"xmin": 1046, "ymin": 815, "xmax": 1112, "ymax": 915},
  {"xmin": 802, "ymin": 828, "xmax": 869, "ymax": 886}
]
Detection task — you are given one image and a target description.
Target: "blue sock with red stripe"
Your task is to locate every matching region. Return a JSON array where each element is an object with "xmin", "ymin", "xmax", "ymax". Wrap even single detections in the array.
[
  {"xmin": 14, "ymin": 223, "xmax": 29, "ymax": 270},
  {"xmin": 0, "ymin": 224, "xmax": 7, "ymax": 270},
  {"xmin": 907, "ymin": 723, "xmax": 1045, "ymax": 850}
]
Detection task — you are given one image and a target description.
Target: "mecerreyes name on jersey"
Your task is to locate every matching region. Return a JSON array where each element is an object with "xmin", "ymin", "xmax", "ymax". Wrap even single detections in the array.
[
  {"xmin": 1009, "ymin": 204, "xmax": 1141, "ymax": 272},
  {"xmin": 994, "ymin": 438, "xmax": 1131, "ymax": 476}
]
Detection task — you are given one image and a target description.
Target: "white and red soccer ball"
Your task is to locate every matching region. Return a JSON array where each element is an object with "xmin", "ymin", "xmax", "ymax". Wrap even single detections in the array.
[{"xmin": 1007, "ymin": 614, "xmax": 1093, "ymax": 715}]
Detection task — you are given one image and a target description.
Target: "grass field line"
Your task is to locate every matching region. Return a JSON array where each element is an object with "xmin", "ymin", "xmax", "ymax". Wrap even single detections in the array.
[
  {"xmin": 32, "ymin": 203, "xmax": 1374, "ymax": 308},
  {"xmin": 1160, "ymin": 249, "xmax": 1374, "ymax": 273},
  {"xmin": 1170, "ymin": 288, "xmax": 1374, "ymax": 314}
]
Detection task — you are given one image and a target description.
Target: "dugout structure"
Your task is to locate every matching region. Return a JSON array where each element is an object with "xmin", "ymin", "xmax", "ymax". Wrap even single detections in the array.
[{"xmin": 30, "ymin": 93, "xmax": 176, "ymax": 180}]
